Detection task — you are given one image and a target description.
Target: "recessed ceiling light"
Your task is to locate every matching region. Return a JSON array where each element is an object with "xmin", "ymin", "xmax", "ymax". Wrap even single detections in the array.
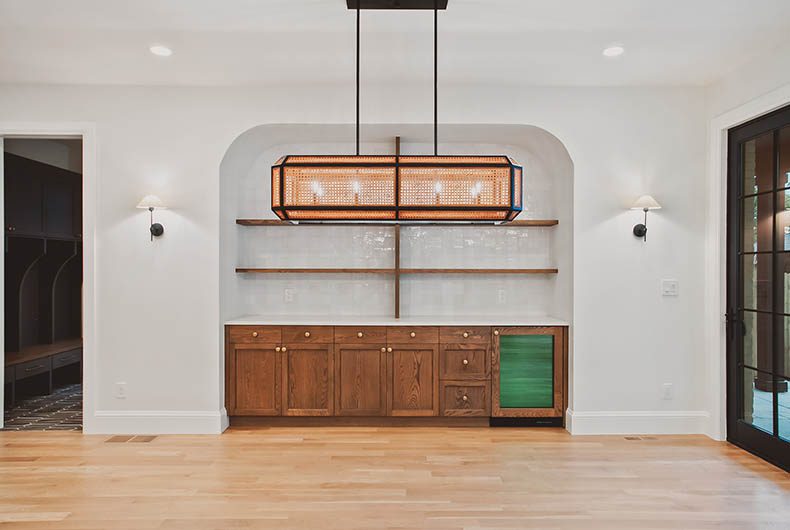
[
  {"xmin": 149, "ymin": 45, "xmax": 173, "ymax": 57},
  {"xmin": 603, "ymin": 44, "xmax": 625, "ymax": 58}
]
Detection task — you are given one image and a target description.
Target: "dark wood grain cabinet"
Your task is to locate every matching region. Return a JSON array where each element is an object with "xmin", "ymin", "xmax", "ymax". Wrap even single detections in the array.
[
  {"xmin": 335, "ymin": 343, "xmax": 387, "ymax": 416},
  {"xmin": 282, "ymin": 343, "xmax": 334, "ymax": 416},
  {"xmin": 387, "ymin": 343, "xmax": 439, "ymax": 417},
  {"xmin": 225, "ymin": 324, "xmax": 567, "ymax": 424}
]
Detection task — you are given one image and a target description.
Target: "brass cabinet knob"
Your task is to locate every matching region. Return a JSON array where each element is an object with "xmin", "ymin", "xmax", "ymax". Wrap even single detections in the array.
[
  {"xmin": 252, "ymin": 331, "xmax": 259, "ymax": 338},
  {"xmin": 357, "ymin": 332, "xmax": 364, "ymax": 338},
  {"xmin": 463, "ymin": 332, "xmax": 469, "ymax": 338},
  {"xmin": 275, "ymin": 346, "xmax": 281, "ymax": 352},
  {"xmin": 387, "ymin": 347, "xmax": 393, "ymax": 353},
  {"xmin": 462, "ymin": 395, "xmax": 468, "ymax": 402},
  {"xmin": 381, "ymin": 347, "xmax": 386, "ymax": 353},
  {"xmin": 494, "ymin": 330, "xmax": 500, "ymax": 336},
  {"xmin": 409, "ymin": 331, "xmax": 416, "ymax": 338},
  {"xmin": 282, "ymin": 346, "xmax": 287, "ymax": 352},
  {"xmin": 462, "ymin": 359, "xmax": 469, "ymax": 366},
  {"xmin": 304, "ymin": 331, "xmax": 311, "ymax": 338}
]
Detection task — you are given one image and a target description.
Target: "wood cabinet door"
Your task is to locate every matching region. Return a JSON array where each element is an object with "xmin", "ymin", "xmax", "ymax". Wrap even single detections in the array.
[
  {"xmin": 335, "ymin": 343, "xmax": 386, "ymax": 416},
  {"xmin": 282, "ymin": 343, "xmax": 334, "ymax": 416},
  {"xmin": 229, "ymin": 344, "xmax": 281, "ymax": 416},
  {"xmin": 387, "ymin": 343, "xmax": 439, "ymax": 417},
  {"xmin": 492, "ymin": 327, "xmax": 566, "ymax": 418},
  {"xmin": 440, "ymin": 343, "xmax": 490, "ymax": 380}
]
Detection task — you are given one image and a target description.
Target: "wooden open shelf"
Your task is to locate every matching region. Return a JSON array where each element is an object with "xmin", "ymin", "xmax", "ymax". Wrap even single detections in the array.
[
  {"xmin": 236, "ymin": 268, "xmax": 395, "ymax": 274},
  {"xmin": 237, "ymin": 219, "xmax": 559, "ymax": 227},
  {"xmin": 236, "ymin": 268, "xmax": 558, "ymax": 275},
  {"xmin": 235, "ymin": 217, "xmax": 559, "ymax": 317}
]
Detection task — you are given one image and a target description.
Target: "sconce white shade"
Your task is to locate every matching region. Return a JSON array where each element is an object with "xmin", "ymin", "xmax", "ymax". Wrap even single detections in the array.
[
  {"xmin": 136, "ymin": 195, "xmax": 167, "ymax": 209},
  {"xmin": 631, "ymin": 195, "xmax": 661, "ymax": 210}
]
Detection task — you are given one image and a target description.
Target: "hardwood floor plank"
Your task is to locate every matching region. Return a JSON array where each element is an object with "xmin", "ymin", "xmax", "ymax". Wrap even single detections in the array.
[{"xmin": 0, "ymin": 428, "xmax": 786, "ymax": 529}]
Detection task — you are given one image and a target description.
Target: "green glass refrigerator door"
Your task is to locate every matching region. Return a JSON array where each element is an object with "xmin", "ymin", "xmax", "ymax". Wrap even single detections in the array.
[{"xmin": 499, "ymin": 335, "xmax": 554, "ymax": 408}]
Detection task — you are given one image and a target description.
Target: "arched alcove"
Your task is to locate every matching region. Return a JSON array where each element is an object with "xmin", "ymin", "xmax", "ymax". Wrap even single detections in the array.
[{"xmin": 219, "ymin": 123, "xmax": 575, "ymax": 409}]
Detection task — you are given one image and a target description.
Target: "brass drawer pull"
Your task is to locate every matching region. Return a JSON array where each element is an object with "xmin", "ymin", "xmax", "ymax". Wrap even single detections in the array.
[
  {"xmin": 304, "ymin": 331, "xmax": 311, "ymax": 338},
  {"xmin": 275, "ymin": 346, "xmax": 281, "ymax": 352},
  {"xmin": 462, "ymin": 395, "xmax": 468, "ymax": 402},
  {"xmin": 387, "ymin": 347, "xmax": 393, "ymax": 353},
  {"xmin": 380, "ymin": 347, "xmax": 386, "ymax": 353},
  {"xmin": 252, "ymin": 331, "xmax": 259, "ymax": 338},
  {"xmin": 357, "ymin": 331, "xmax": 364, "ymax": 338},
  {"xmin": 462, "ymin": 359, "xmax": 469, "ymax": 366},
  {"xmin": 281, "ymin": 346, "xmax": 287, "ymax": 352},
  {"xmin": 409, "ymin": 331, "xmax": 416, "ymax": 338},
  {"xmin": 463, "ymin": 332, "xmax": 469, "ymax": 338},
  {"xmin": 493, "ymin": 330, "xmax": 500, "ymax": 336}
]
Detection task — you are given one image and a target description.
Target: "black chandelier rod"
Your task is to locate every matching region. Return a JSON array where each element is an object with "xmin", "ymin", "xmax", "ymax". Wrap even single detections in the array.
[
  {"xmin": 355, "ymin": 3, "xmax": 440, "ymax": 157},
  {"xmin": 356, "ymin": 7, "xmax": 360, "ymax": 156},
  {"xmin": 434, "ymin": 1, "xmax": 438, "ymax": 156}
]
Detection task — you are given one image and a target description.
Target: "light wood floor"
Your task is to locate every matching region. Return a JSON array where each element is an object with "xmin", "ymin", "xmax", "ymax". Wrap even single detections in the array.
[{"xmin": 0, "ymin": 427, "xmax": 788, "ymax": 529}]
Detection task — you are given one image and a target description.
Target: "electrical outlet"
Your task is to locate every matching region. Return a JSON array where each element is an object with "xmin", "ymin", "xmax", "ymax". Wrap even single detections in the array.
[
  {"xmin": 662, "ymin": 383, "xmax": 674, "ymax": 400},
  {"xmin": 284, "ymin": 288, "xmax": 294, "ymax": 303},
  {"xmin": 661, "ymin": 279, "xmax": 679, "ymax": 297},
  {"xmin": 497, "ymin": 289, "xmax": 506, "ymax": 304},
  {"xmin": 115, "ymin": 382, "xmax": 127, "ymax": 399}
]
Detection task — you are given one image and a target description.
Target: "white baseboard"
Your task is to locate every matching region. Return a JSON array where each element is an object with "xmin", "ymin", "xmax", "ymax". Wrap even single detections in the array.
[
  {"xmin": 89, "ymin": 410, "xmax": 226, "ymax": 435},
  {"xmin": 566, "ymin": 409, "xmax": 710, "ymax": 435}
]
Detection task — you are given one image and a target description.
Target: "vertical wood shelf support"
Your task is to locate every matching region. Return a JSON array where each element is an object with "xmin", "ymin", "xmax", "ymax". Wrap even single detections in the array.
[{"xmin": 394, "ymin": 136, "xmax": 401, "ymax": 319}]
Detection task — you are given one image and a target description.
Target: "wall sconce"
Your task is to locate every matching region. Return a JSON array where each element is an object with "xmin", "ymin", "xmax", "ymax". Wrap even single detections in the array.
[
  {"xmin": 631, "ymin": 195, "xmax": 661, "ymax": 241},
  {"xmin": 136, "ymin": 195, "xmax": 167, "ymax": 241}
]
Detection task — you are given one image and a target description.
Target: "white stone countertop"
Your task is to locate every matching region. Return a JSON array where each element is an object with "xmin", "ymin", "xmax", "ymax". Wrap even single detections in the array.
[{"xmin": 225, "ymin": 315, "xmax": 569, "ymax": 327}]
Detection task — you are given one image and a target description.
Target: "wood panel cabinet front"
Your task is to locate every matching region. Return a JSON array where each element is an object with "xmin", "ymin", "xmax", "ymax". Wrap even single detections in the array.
[
  {"xmin": 387, "ymin": 343, "xmax": 439, "ymax": 416},
  {"xmin": 440, "ymin": 343, "xmax": 490, "ymax": 380},
  {"xmin": 441, "ymin": 381, "xmax": 490, "ymax": 417},
  {"xmin": 230, "ymin": 344, "xmax": 281, "ymax": 416},
  {"xmin": 335, "ymin": 344, "xmax": 387, "ymax": 416},
  {"xmin": 282, "ymin": 343, "xmax": 334, "ymax": 416}
]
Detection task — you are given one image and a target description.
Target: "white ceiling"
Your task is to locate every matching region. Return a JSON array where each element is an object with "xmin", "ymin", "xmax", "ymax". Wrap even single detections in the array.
[{"xmin": 1, "ymin": 0, "xmax": 789, "ymax": 87}]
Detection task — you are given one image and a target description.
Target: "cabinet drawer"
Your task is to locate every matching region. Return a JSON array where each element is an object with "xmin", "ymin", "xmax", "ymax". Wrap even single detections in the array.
[
  {"xmin": 228, "ymin": 326, "xmax": 281, "ymax": 344},
  {"xmin": 334, "ymin": 326, "xmax": 386, "ymax": 344},
  {"xmin": 387, "ymin": 326, "xmax": 439, "ymax": 343},
  {"xmin": 440, "ymin": 326, "xmax": 491, "ymax": 344},
  {"xmin": 282, "ymin": 326, "xmax": 333, "ymax": 344},
  {"xmin": 52, "ymin": 348, "xmax": 82, "ymax": 369},
  {"xmin": 440, "ymin": 344, "xmax": 489, "ymax": 380},
  {"xmin": 16, "ymin": 357, "xmax": 51, "ymax": 380},
  {"xmin": 441, "ymin": 381, "xmax": 490, "ymax": 417}
]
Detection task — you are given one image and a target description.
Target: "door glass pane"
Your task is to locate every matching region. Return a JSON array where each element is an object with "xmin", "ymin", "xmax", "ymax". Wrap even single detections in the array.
[
  {"xmin": 742, "ymin": 254, "xmax": 772, "ymax": 312},
  {"xmin": 742, "ymin": 367, "xmax": 774, "ymax": 435},
  {"xmin": 499, "ymin": 334, "xmax": 554, "ymax": 408},
  {"xmin": 743, "ymin": 132, "xmax": 774, "ymax": 195},
  {"xmin": 778, "ymin": 315, "xmax": 790, "ymax": 379},
  {"xmin": 779, "ymin": 126, "xmax": 790, "ymax": 189},
  {"xmin": 778, "ymin": 377, "xmax": 789, "ymax": 441},
  {"xmin": 743, "ymin": 311, "xmax": 771, "ymax": 369},
  {"xmin": 775, "ymin": 189, "xmax": 790, "ymax": 251},
  {"xmin": 744, "ymin": 193, "xmax": 774, "ymax": 252}
]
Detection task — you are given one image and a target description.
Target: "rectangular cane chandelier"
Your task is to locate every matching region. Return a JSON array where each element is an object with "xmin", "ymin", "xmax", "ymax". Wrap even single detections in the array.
[
  {"xmin": 271, "ymin": 0, "xmax": 523, "ymax": 223},
  {"xmin": 272, "ymin": 155, "xmax": 522, "ymax": 222}
]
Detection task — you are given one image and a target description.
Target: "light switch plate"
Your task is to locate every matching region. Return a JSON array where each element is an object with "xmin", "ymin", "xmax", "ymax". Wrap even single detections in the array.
[{"xmin": 661, "ymin": 279, "xmax": 679, "ymax": 297}]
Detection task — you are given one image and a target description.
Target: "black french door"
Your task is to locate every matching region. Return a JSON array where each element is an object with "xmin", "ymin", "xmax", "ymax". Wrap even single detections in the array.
[{"xmin": 727, "ymin": 104, "xmax": 790, "ymax": 471}]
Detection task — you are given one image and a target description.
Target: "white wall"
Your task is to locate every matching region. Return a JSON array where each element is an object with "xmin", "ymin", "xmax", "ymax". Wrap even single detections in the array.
[{"xmin": 0, "ymin": 83, "xmax": 707, "ymax": 434}]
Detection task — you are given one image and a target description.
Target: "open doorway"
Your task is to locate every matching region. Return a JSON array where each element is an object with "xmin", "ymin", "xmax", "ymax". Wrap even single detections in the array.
[{"xmin": 3, "ymin": 138, "xmax": 83, "ymax": 431}]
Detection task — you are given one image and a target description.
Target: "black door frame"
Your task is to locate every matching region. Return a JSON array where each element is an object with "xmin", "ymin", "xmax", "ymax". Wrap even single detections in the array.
[{"xmin": 726, "ymin": 104, "xmax": 790, "ymax": 471}]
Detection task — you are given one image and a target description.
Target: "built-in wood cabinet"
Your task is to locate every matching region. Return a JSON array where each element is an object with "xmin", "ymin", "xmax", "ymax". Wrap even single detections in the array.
[
  {"xmin": 282, "ymin": 343, "xmax": 334, "ymax": 416},
  {"xmin": 231, "ymin": 344, "xmax": 281, "ymax": 416},
  {"xmin": 225, "ymin": 324, "xmax": 568, "ymax": 424},
  {"xmin": 335, "ymin": 343, "xmax": 387, "ymax": 416},
  {"xmin": 388, "ymin": 344, "xmax": 439, "ymax": 416}
]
